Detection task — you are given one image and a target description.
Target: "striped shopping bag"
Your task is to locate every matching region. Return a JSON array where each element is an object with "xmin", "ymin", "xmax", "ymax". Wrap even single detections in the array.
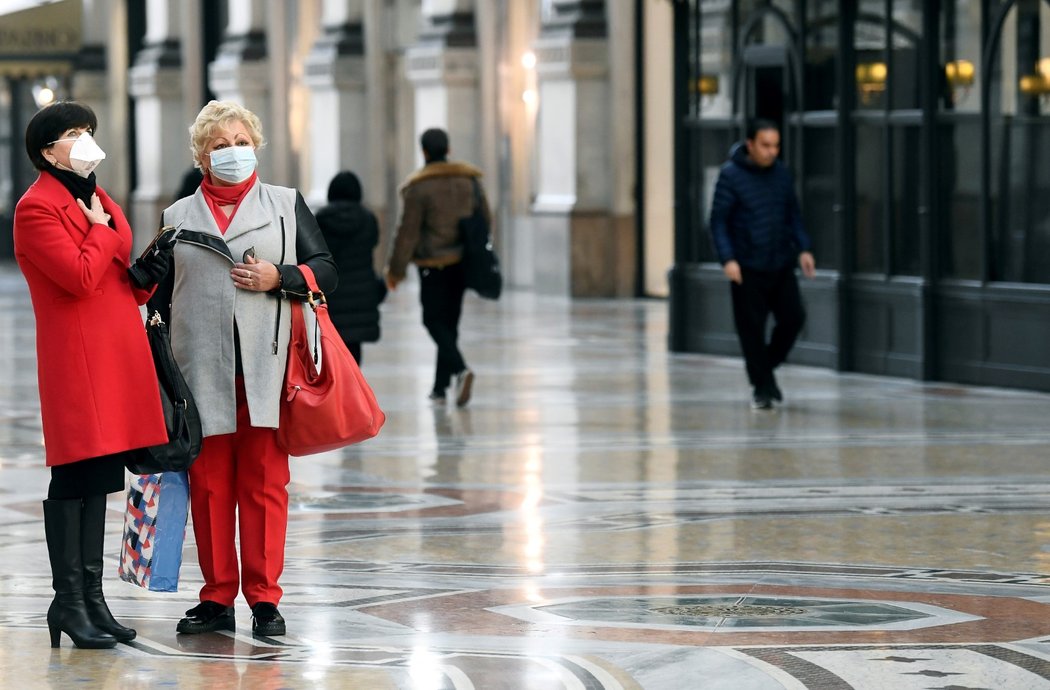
[{"xmin": 117, "ymin": 471, "xmax": 189, "ymax": 592}]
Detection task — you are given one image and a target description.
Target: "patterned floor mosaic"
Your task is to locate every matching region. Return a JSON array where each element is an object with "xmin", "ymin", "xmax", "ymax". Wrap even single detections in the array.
[{"xmin": 3, "ymin": 262, "xmax": 1050, "ymax": 688}]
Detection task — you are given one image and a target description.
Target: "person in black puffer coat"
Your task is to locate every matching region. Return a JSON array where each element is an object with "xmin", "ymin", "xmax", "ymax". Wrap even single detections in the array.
[{"xmin": 316, "ymin": 171, "xmax": 386, "ymax": 364}]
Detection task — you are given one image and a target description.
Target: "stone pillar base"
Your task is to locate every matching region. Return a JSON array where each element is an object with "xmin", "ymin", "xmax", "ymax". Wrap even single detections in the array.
[{"xmin": 530, "ymin": 210, "xmax": 635, "ymax": 297}]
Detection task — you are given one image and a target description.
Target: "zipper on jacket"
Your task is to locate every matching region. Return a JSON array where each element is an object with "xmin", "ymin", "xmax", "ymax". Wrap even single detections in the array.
[{"xmin": 273, "ymin": 216, "xmax": 286, "ymax": 354}]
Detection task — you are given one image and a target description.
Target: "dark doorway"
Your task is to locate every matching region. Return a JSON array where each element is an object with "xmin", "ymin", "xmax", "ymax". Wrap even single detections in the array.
[
  {"xmin": 752, "ymin": 65, "xmax": 785, "ymax": 126},
  {"xmin": 742, "ymin": 44, "xmax": 789, "ymax": 126}
]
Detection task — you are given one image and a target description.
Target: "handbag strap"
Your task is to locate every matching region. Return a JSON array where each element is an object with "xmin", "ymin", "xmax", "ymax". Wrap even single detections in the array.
[
  {"xmin": 297, "ymin": 263, "xmax": 325, "ymax": 362},
  {"xmin": 298, "ymin": 264, "xmax": 322, "ymax": 298}
]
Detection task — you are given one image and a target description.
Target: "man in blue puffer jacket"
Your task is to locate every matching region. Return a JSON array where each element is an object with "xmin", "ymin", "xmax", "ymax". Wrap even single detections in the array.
[{"xmin": 710, "ymin": 119, "xmax": 816, "ymax": 409}]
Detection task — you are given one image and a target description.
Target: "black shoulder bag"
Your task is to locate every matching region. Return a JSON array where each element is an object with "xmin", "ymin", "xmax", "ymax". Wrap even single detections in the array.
[
  {"xmin": 125, "ymin": 310, "xmax": 203, "ymax": 475},
  {"xmin": 458, "ymin": 178, "xmax": 502, "ymax": 300}
]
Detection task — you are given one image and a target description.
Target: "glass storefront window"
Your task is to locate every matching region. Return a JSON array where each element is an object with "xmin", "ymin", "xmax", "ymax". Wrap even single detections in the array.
[
  {"xmin": 802, "ymin": 124, "xmax": 840, "ymax": 269},
  {"xmin": 940, "ymin": 0, "xmax": 981, "ymax": 114},
  {"xmin": 855, "ymin": 1, "xmax": 888, "ymax": 111},
  {"xmin": 696, "ymin": 125, "xmax": 736, "ymax": 263},
  {"xmin": 938, "ymin": 118, "xmax": 982, "ymax": 280},
  {"xmin": 854, "ymin": 121, "xmax": 885, "ymax": 273},
  {"xmin": 891, "ymin": 125, "xmax": 922, "ymax": 275},
  {"xmin": 988, "ymin": 2, "xmax": 1050, "ymax": 283},
  {"xmin": 697, "ymin": 1, "xmax": 734, "ymax": 119},
  {"xmin": 938, "ymin": 1, "xmax": 982, "ymax": 280},
  {"xmin": 804, "ymin": 0, "xmax": 839, "ymax": 111}
]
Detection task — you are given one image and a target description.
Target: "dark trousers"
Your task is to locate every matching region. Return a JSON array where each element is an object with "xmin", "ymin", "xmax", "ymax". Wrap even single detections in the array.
[
  {"xmin": 729, "ymin": 266, "xmax": 806, "ymax": 391},
  {"xmin": 419, "ymin": 261, "xmax": 468, "ymax": 394},
  {"xmin": 49, "ymin": 453, "xmax": 126, "ymax": 499},
  {"xmin": 341, "ymin": 338, "xmax": 362, "ymax": 365}
]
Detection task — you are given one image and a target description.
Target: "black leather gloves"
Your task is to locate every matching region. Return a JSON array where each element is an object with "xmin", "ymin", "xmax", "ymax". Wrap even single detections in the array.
[{"xmin": 129, "ymin": 230, "xmax": 177, "ymax": 289}]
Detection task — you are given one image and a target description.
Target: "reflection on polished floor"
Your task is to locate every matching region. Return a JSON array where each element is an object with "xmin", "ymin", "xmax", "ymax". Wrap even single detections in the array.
[{"xmin": 4, "ymin": 261, "xmax": 1050, "ymax": 689}]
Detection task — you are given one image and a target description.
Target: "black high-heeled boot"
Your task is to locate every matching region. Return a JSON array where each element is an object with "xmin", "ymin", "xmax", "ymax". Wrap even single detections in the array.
[
  {"xmin": 81, "ymin": 494, "xmax": 136, "ymax": 642},
  {"xmin": 43, "ymin": 499, "xmax": 117, "ymax": 649}
]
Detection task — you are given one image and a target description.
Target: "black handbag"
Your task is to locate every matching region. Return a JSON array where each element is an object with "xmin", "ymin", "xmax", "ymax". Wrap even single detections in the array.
[
  {"xmin": 125, "ymin": 311, "xmax": 203, "ymax": 475},
  {"xmin": 459, "ymin": 179, "xmax": 502, "ymax": 300}
]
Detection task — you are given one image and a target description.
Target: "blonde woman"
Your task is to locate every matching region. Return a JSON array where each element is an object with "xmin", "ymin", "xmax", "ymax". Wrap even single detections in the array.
[{"xmin": 154, "ymin": 101, "xmax": 336, "ymax": 636}]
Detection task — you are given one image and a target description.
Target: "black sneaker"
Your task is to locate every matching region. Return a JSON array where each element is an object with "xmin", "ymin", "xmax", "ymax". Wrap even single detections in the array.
[
  {"xmin": 751, "ymin": 390, "xmax": 773, "ymax": 410},
  {"xmin": 251, "ymin": 602, "xmax": 286, "ymax": 636},
  {"xmin": 770, "ymin": 375, "xmax": 783, "ymax": 402},
  {"xmin": 176, "ymin": 600, "xmax": 235, "ymax": 634}
]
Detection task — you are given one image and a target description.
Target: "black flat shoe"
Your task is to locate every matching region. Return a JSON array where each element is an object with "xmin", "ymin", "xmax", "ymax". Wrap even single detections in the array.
[
  {"xmin": 176, "ymin": 600, "xmax": 235, "ymax": 634},
  {"xmin": 251, "ymin": 602, "xmax": 286, "ymax": 636}
]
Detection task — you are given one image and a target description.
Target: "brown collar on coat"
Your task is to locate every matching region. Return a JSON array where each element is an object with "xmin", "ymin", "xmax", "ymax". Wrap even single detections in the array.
[{"xmin": 400, "ymin": 161, "xmax": 482, "ymax": 194}]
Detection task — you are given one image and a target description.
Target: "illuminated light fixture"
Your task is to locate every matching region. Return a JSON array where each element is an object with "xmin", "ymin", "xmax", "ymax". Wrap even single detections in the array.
[
  {"xmin": 32, "ymin": 76, "xmax": 59, "ymax": 107},
  {"xmin": 945, "ymin": 59, "xmax": 975, "ymax": 88},
  {"xmin": 521, "ymin": 51, "xmax": 537, "ymax": 70},
  {"xmin": 855, "ymin": 61, "xmax": 887, "ymax": 102},
  {"xmin": 695, "ymin": 74, "xmax": 719, "ymax": 96},
  {"xmin": 944, "ymin": 59, "xmax": 975, "ymax": 105},
  {"xmin": 522, "ymin": 89, "xmax": 537, "ymax": 105},
  {"xmin": 1019, "ymin": 57, "xmax": 1050, "ymax": 96},
  {"xmin": 689, "ymin": 73, "xmax": 719, "ymax": 109}
]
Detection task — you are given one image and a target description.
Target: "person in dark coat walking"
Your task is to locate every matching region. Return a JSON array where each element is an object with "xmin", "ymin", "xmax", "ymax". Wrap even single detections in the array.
[
  {"xmin": 709, "ymin": 119, "xmax": 816, "ymax": 410},
  {"xmin": 385, "ymin": 129, "xmax": 489, "ymax": 407},
  {"xmin": 316, "ymin": 171, "xmax": 385, "ymax": 364}
]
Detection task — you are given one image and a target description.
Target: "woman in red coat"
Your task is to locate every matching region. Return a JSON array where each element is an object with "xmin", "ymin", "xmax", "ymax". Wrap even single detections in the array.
[{"xmin": 13, "ymin": 102, "xmax": 170, "ymax": 649}]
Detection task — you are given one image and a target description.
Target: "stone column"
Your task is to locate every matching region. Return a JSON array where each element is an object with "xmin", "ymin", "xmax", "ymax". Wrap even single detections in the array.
[
  {"xmin": 207, "ymin": 0, "xmax": 273, "ymax": 180},
  {"xmin": 128, "ymin": 0, "xmax": 188, "ymax": 252},
  {"xmin": 73, "ymin": 0, "xmax": 132, "ymax": 207},
  {"xmin": 531, "ymin": 0, "xmax": 633, "ymax": 297},
  {"xmin": 404, "ymin": 0, "xmax": 480, "ymax": 168},
  {"xmin": 302, "ymin": 0, "xmax": 368, "ymax": 207}
]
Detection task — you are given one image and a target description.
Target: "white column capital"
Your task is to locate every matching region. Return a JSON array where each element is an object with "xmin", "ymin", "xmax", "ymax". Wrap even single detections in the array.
[
  {"xmin": 128, "ymin": 60, "xmax": 183, "ymax": 99},
  {"xmin": 209, "ymin": 58, "xmax": 271, "ymax": 98},
  {"xmin": 533, "ymin": 34, "xmax": 608, "ymax": 80},
  {"xmin": 405, "ymin": 45, "xmax": 478, "ymax": 87},
  {"xmin": 304, "ymin": 41, "xmax": 366, "ymax": 90}
]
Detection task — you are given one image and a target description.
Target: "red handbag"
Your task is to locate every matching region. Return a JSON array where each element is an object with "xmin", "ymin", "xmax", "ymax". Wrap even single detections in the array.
[{"xmin": 276, "ymin": 265, "xmax": 385, "ymax": 455}]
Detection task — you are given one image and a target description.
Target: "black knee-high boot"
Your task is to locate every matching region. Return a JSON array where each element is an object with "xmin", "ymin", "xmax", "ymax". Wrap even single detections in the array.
[
  {"xmin": 81, "ymin": 494, "xmax": 136, "ymax": 642},
  {"xmin": 43, "ymin": 498, "xmax": 117, "ymax": 649}
]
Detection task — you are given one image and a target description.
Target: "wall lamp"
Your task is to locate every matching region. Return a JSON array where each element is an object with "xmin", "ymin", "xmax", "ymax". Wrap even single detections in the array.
[
  {"xmin": 1019, "ymin": 57, "xmax": 1050, "ymax": 97},
  {"xmin": 689, "ymin": 73, "xmax": 719, "ymax": 108},
  {"xmin": 945, "ymin": 59, "xmax": 975, "ymax": 88},
  {"xmin": 695, "ymin": 74, "xmax": 719, "ymax": 96},
  {"xmin": 945, "ymin": 59, "xmax": 975, "ymax": 104},
  {"xmin": 855, "ymin": 61, "xmax": 887, "ymax": 103}
]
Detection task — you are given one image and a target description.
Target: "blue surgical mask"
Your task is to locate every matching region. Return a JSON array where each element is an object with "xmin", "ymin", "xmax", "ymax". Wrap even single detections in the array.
[{"xmin": 209, "ymin": 146, "xmax": 257, "ymax": 184}]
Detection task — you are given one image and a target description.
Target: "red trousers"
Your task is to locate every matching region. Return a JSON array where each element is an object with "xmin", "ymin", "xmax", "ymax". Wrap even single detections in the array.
[{"xmin": 188, "ymin": 381, "xmax": 289, "ymax": 607}]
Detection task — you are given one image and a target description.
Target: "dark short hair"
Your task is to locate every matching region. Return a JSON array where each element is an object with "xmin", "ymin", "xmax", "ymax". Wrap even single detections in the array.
[
  {"xmin": 420, "ymin": 128, "xmax": 449, "ymax": 160},
  {"xmin": 746, "ymin": 118, "xmax": 779, "ymax": 141},
  {"xmin": 327, "ymin": 170, "xmax": 362, "ymax": 203},
  {"xmin": 25, "ymin": 101, "xmax": 98, "ymax": 171}
]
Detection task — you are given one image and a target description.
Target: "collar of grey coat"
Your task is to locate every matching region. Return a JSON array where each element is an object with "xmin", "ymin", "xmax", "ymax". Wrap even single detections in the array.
[{"xmin": 177, "ymin": 229, "xmax": 234, "ymax": 263}]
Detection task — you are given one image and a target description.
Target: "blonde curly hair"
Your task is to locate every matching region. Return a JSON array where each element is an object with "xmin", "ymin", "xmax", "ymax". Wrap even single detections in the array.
[{"xmin": 189, "ymin": 100, "xmax": 266, "ymax": 170}]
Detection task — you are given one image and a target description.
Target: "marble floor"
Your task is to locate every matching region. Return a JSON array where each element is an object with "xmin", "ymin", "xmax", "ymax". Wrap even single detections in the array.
[{"xmin": 3, "ymin": 261, "xmax": 1050, "ymax": 689}]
